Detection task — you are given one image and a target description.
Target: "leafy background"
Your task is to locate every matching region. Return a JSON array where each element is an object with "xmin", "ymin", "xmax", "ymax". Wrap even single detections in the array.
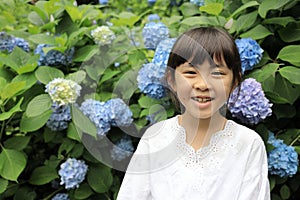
[{"xmin": 0, "ymin": 0, "xmax": 299, "ymax": 199}]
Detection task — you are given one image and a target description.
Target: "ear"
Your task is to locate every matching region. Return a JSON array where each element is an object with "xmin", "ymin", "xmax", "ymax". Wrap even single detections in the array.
[{"xmin": 166, "ymin": 69, "xmax": 176, "ymax": 92}]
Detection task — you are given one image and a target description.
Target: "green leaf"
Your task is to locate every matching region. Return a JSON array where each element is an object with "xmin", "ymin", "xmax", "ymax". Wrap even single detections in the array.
[
  {"xmin": 256, "ymin": 63, "xmax": 279, "ymax": 82},
  {"xmin": 35, "ymin": 66, "xmax": 64, "ymax": 84},
  {"xmin": 4, "ymin": 136, "xmax": 31, "ymax": 151},
  {"xmin": 230, "ymin": 1, "xmax": 259, "ymax": 18},
  {"xmin": 279, "ymin": 66, "xmax": 300, "ymax": 85},
  {"xmin": 0, "ymin": 148, "xmax": 27, "ymax": 182},
  {"xmin": 181, "ymin": 16, "xmax": 220, "ymax": 26},
  {"xmin": 263, "ymin": 17, "xmax": 295, "ymax": 27},
  {"xmin": 235, "ymin": 11, "xmax": 257, "ymax": 33},
  {"xmin": 20, "ymin": 110, "xmax": 52, "ymax": 132},
  {"xmin": 200, "ymin": 3, "xmax": 223, "ymax": 16},
  {"xmin": 0, "ymin": 178, "xmax": 8, "ymax": 194},
  {"xmin": 73, "ymin": 45, "xmax": 99, "ymax": 62},
  {"xmin": 25, "ymin": 94, "xmax": 52, "ymax": 117},
  {"xmin": 99, "ymin": 69, "xmax": 121, "ymax": 84},
  {"xmin": 87, "ymin": 164, "xmax": 113, "ymax": 193},
  {"xmin": 29, "ymin": 166, "xmax": 58, "ymax": 185},
  {"xmin": 272, "ymin": 74, "xmax": 300, "ymax": 105},
  {"xmin": 12, "ymin": 73, "xmax": 37, "ymax": 91},
  {"xmin": 71, "ymin": 105, "xmax": 97, "ymax": 138},
  {"xmin": 16, "ymin": 55, "xmax": 39, "ymax": 74},
  {"xmin": 74, "ymin": 183, "xmax": 93, "ymax": 199},
  {"xmin": 258, "ymin": 0, "xmax": 291, "ymax": 18},
  {"xmin": 280, "ymin": 184, "xmax": 290, "ymax": 199},
  {"xmin": 180, "ymin": 2, "xmax": 200, "ymax": 17},
  {"xmin": 58, "ymin": 138, "xmax": 76, "ymax": 157},
  {"xmin": 0, "ymin": 77, "xmax": 7, "ymax": 91},
  {"xmin": 138, "ymin": 96, "xmax": 161, "ymax": 108},
  {"xmin": 278, "ymin": 28, "xmax": 300, "ymax": 43},
  {"xmin": 0, "ymin": 97, "xmax": 23, "ymax": 121},
  {"xmin": 1, "ymin": 81, "xmax": 26, "ymax": 100},
  {"xmin": 110, "ymin": 12, "xmax": 140, "ymax": 27},
  {"xmin": 67, "ymin": 122, "xmax": 82, "ymax": 142},
  {"xmin": 277, "ymin": 45, "xmax": 300, "ymax": 66},
  {"xmin": 240, "ymin": 24, "xmax": 272, "ymax": 40},
  {"xmin": 66, "ymin": 70, "xmax": 86, "ymax": 84},
  {"xmin": 28, "ymin": 34, "xmax": 56, "ymax": 45},
  {"xmin": 295, "ymin": 146, "xmax": 300, "ymax": 154}
]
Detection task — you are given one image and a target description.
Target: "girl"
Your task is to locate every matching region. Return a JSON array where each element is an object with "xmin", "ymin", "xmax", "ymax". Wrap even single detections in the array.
[{"xmin": 117, "ymin": 27, "xmax": 270, "ymax": 200}]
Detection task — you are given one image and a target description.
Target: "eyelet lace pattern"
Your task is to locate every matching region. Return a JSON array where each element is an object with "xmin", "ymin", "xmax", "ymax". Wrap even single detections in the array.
[{"xmin": 171, "ymin": 116, "xmax": 238, "ymax": 192}]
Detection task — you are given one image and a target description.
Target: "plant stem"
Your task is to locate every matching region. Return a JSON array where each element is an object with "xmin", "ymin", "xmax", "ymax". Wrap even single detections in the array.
[{"xmin": 290, "ymin": 135, "xmax": 300, "ymax": 146}]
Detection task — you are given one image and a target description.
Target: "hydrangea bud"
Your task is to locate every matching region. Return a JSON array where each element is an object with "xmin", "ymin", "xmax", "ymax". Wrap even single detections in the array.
[
  {"xmin": 45, "ymin": 78, "xmax": 81, "ymax": 106},
  {"xmin": 91, "ymin": 26, "xmax": 116, "ymax": 46}
]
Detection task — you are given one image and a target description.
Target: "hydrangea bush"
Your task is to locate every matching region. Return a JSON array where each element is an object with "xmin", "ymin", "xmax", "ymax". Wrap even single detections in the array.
[{"xmin": 0, "ymin": 0, "xmax": 299, "ymax": 199}]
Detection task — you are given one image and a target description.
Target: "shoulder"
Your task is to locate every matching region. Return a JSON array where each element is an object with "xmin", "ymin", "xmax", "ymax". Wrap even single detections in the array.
[
  {"xmin": 228, "ymin": 120, "xmax": 265, "ymax": 147},
  {"xmin": 142, "ymin": 115, "xmax": 177, "ymax": 139}
]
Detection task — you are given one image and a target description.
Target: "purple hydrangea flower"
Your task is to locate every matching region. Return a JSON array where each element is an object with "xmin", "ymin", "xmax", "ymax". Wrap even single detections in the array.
[
  {"xmin": 52, "ymin": 193, "xmax": 70, "ymax": 200},
  {"xmin": 111, "ymin": 137, "xmax": 134, "ymax": 161},
  {"xmin": 34, "ymin": 44, "xmax": 74, "ymax": 67},
  {"xmin": 80, "ymin": 99, "xmax": 111, "ymax": 136},
  {"xmin": 46, "ymin": 103, "xmax": 71, "ymax": 131},
  {"xmin": 190, "ymin": 0, "xmax": 204, "ymax": 6},
  {"xmin": 105, "ymin": 98, "xmax": 133, "ymax": 127},
  {"xmin": 235, "ymin": 38, "xmax": 264, "ymax": 74},
  {"xmin": 267, "ymin": 133, "xmax": 299, "ymax": 177},
  {"xmin": 0, "ymin": 32, "xmax": 30, "ymax": 52},
  {"xmin": 228, "ymin": 78, "xmax": 272, "ymax": 124},
  {"xmin": 148, "ymin": 14, "xmax": 160, "ymax": 21},
  {"xmin": 58, "ymin": 158, "xmax": 88, "ymax": 189},
  {"xmin": 137, "ymin": 62, "xmax": 166, "ymax": 99},
  {"xmin": 152, "ymin": 38, "xmax": 176, "ymax": 70},
  {"xmin": 142, "ymin": 22, "xmax": 169, "ymax": 50}
]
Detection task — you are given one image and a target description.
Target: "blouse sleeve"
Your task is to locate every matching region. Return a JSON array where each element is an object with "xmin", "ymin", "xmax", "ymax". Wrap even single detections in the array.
[
  {"xmin": 237, "ymin": 138, "xmax": 270, "ymax": 200},
  {"xmin": 117, "ymin": 138, "xmax": 152, "ymax": 200}
]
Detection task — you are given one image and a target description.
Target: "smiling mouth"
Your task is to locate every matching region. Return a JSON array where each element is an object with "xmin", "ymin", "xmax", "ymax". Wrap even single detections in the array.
[{"xmin": 191, "ymin": 97, "xmax": 214, "ymax": 103}]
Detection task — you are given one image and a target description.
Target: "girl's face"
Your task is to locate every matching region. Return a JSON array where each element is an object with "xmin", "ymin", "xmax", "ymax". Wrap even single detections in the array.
[{"xmin": 168, "ymin": 56, "xmax": 234, "ymax": 120}]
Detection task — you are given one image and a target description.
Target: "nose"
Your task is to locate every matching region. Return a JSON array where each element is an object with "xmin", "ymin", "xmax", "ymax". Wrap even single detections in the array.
[{"xmin": 193, "ymin": 75, "xmax": 209, "ymax": 91}]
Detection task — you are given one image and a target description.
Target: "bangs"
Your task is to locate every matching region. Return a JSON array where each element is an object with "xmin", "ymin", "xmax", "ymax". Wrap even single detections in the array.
[{"xmin": 167, "ymin": 27, "xmax": 239, "ymax": 71}]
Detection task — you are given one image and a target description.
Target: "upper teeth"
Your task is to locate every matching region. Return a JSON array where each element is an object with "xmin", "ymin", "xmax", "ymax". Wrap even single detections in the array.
[{"xmin": 192, "ymin": 97, "xmax": 212, "ymax": 102}]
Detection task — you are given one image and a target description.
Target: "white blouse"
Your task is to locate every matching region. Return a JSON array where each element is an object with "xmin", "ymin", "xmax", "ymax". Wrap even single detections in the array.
[{"xmin": 117, "ymin": 115, "xmax": 270, "ymax": 200}]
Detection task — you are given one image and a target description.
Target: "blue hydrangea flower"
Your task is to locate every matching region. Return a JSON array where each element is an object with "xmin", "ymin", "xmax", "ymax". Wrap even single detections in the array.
[
  {"xmin": 52, "ymin": 193, "xmax": 70, "ymax": 200},
  {"xmin": 99, "ymin": 0, "xmax": 108, "ymax": 4},
  {"xmin": 137, "ymin": 62, "xmax": 166, "ymax": 99},
  {"xmin": 111, "ymin": 137, "xmax": 134, "ymax": 161},
  {"xmin": 190, "ymin": 0, "xmax": 205, "ymax": 6},
  {"xmin": 148, "ymin": 0, "xmax": 156, "ymax": 5},
  {"xmin": 228, "ymin": 78, "xmax": 272, "ymax": 124},
  {"xmin": 0, "ymin": 32, "xmax": 30, "ymax": 52},
  {"xmin": 58, "ymin": 158, "xmax": 88, "ymax": 189},
  {"xmin": 47, "ymin": 103, "xmax": 71, "ymax": 131},
  {"xmin": 235, "ymin": 38, "xmax": 264, "ymax": 74},
  {"xmin": 152, "ymin": 38, "xmax": 176, "ymax": 69},
  {"xmin": 142, "ymin": 22, "xmax": 169, "ymax": 50},
  {"xmin": 91, "ymin": 26, "xmax": 116, "ymax": 46},
  {"xmin": 80, "ymin": 99, "xmax": 111, "ymax": 136},
  {"xmin": 45, "ymin": 78, "xmax": 82, "ymax": 106},
  {"xmin": 267, "ymin": 133, "xmax": 299, "ymax": 177},
  {"xmin": 34, "ymin": 44, "xmax": 74, "ymax": 67},
  {"xmin": 148, "ymin": 14, "xmax": 160, "ymax": 21},
  {"xmin": 105, "ymin": 98, "xmax": 133, "ymax": 127}
]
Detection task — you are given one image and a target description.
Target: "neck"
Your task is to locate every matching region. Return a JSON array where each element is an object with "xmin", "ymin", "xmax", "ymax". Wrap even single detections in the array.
[{"xmin": 178, "ymin": 113, "xmax": 227, "ymax": 150}]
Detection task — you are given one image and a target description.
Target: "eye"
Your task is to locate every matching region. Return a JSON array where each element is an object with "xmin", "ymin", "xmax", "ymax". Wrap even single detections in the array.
[{"xmin": 211, "ymin": 71, "xmax": 225, "ymax": 76}]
